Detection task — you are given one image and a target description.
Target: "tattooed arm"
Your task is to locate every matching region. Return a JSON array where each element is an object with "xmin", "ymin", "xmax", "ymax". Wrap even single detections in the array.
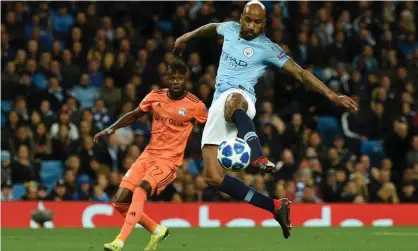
[
  {"xmin": 185, "ymin": 23, "xmax": 220, "ymax": 39},
  {"xmin": 282, "ymin": 58, "xmax": 357, "ymax": 112},
  {"xmin": 173, "ymin": 23, "xmax": 220, "ymax": 55}
]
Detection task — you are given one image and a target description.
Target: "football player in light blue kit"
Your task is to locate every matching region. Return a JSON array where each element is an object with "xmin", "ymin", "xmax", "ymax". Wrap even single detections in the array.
[{"xmin": 174, "ymin": 0, "xmax": 357, "ymax": 239}]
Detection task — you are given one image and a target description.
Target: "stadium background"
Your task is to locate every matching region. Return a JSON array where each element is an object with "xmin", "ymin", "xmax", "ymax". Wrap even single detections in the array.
[{"xmin": 1, "ymin": 1, "xmax": 418, "ymax": 207}]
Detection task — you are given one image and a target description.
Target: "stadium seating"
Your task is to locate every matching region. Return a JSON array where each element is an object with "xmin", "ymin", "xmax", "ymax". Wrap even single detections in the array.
[
  {"xmin": 1, "ymin": 100, "xmax": 12, "ymax": 113},
  {"xmin": 1, "ymin": 150, "xmax": 10, "ymax": 163},
  {"xmin": 40, "ymin": 161, "xmax": 65, "ymax": 187},
  {"xmin": 12, "ymin": 184, "xmax": 26, "ymax": 199},
  {"xmin": 1, "ymin": 112, "xmax": 5, "ymax": 128},
  {"xmin": 317, "ymin": 116, "xmax": 343, "ymax": 147},
  {"xmin": 361, "ymin": 140, "xmax": 384, "ymax": 155},
  {"xmin": 361, "ymin": 140, "xmax": 386, "ymax": 168}
]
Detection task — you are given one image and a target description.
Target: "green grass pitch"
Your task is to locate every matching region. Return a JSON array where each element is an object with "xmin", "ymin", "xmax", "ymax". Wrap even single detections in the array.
[{"xmin": 2, "ymin": 227, "xmax": 418, "ymax": 251}]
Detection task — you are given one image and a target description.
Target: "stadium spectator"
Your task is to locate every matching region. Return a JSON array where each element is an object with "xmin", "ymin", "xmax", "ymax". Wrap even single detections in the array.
[
  {"xmin": 37, "ymin": 76, "xmax": 66, "ymax": 111},
  {"xmin": 2, "ymin": 61, "xmax": 19, "ymax": 86},
  {"xmin": 100, "ymin": 77, "xmax": 122, "ymax": 116},
  {"xmin": 63, "ymin": 169, "xmax": 77, "ymax": 195},
  {"xmin": 33, "ymin": 122, "xmax": 52, "ymax": 160},
  {"xmin": 407, "ymin": 136, "xmax": 418, "ymax": 168},
  {"xmin": 93, "ymin": 184, "xmax": 110, "ymax": 202},
  {"xmin": 105, "ymin": 172, "xmax": 121, "ymax": 197},
  {"xmin": 52, "ymin": 6, "xmax": 74, "ymax": 41},
  {"xmin": 1, "ymin": 180, "xmax": 14, "ymax": 201},
  {"xmin": 50, "ymin": 124, "xmax": 75, "ymax": 161},
  {"xmin": 61, "ymin": 49, "xmax": 81, "ymax": 90},
  {"xmin": 37, "ymin": 184, "xmax": 48, "ymax": 200},
  {"xmin": 21, "ymin": 181, "xmax": 39, "ymax": 201},
  {"xmin": 72, "ymin": 174, "xmax": 92, "ymax": 201},
  {"xmin": 71, "ymin": 74, "xmax": 99, "ymax": 109},
  {"xmin": 39, "ymin": 100, "xmax": 57, "ymax": 128},
  {"xmin": 50, "ymin": 107, "xmax": 79, "ymax": 140},
  {"xmin": 47, "ymin": 179, "xmax": 71, "ymax": 201},
  {"xmin": 352, "ymin": 45, "xmax": 378, "ymax": 71},
  {"xmin": 376, "ymin": 182, "xmax": 400, "ymax": 203},
  {"xmin": 400, "ymin": 181, "xmax": 418, "ymax": 203},
  {"xmin": 51, "ymin": 40, "xmax": 62, "ymax": 61}
]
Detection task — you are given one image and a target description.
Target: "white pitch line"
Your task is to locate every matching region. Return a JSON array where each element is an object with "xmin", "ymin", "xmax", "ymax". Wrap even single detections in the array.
[{"xmin": 372, "ymin": 232, "xmax": 418, "ymax": 236}]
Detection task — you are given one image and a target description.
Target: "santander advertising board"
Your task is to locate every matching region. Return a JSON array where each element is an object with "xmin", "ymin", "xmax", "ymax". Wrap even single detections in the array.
[{"xmin": 2, "ymin": 202, "xmax": 417, "ymax": 228}]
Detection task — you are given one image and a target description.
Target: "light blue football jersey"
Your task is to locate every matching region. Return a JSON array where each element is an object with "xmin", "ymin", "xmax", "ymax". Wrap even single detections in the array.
[{"xmin": 214, "ymin": 21, "xmax": 290, "ymax": 103}]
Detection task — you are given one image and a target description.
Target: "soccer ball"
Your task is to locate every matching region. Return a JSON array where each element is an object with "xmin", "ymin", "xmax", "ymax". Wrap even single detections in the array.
[{"xmin": 217, "ymin": 138, "xmax": 251, "ymax": 171}]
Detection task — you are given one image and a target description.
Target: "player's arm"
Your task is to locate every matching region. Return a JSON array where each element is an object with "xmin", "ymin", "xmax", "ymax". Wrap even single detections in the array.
[
  {"xmin": 185, "ymin": 23, "xmax": 220, "ymax": 38},
  {"xmin": 107, "ymin": 107, "xmax": 146, "ymax": 131},
  {"xmin": 94, "ymin": 91, "xmax": 156, "ymax": 143},
  {"xmin": 173, "ymin": 23, "xmax": 220, "ymax": 55},
  {"xmin": 93, "ymin": 107, "xmax": 146, "ymax": 143},
  {"xmin": 194, "ymin": 101, "xmax": 208, "ymax": 124},
  {"xmin": 281, "ymin": 59, "xmax": 358, "ymax": 112}
]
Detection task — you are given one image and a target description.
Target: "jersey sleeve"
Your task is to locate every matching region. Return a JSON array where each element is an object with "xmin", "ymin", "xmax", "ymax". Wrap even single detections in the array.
[
  {"xmin": 194, "ymin": 102, "xmax": 208, "ymax": 123},
  {"xmin": 138, "ymin": 91, "xmax": 155, "ymax": 113},
  {"xmin": 265, "ymin": 42, "xmax": 290, "ymax": 68},
  {"xmin": 216, "ymin": 21, "xmax": 236, "ymax": 36}
]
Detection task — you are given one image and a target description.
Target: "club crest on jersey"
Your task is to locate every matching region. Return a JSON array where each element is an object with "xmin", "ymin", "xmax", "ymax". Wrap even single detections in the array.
[
  {"xmin": 178, "ymin": 108, "xmax": 186, "ymax": 116},
  {"xmin": 243, "ymin": 47, "xmax": 254, "ymax": 57}
]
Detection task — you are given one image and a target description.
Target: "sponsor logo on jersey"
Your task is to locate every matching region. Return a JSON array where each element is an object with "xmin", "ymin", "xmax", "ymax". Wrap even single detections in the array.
[
  {"xmin": 155, "ymin": 113, "xmax": 185, "ymax": 126},
  {"xmin": 220, "ymin": 51, "xmax": 248, "ymax": 68}
]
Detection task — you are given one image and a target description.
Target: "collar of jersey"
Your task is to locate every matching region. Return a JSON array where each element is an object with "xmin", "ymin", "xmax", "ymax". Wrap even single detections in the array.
[
  {"xmin": 166, "ymin": 91, "xmax": 188, "ymax": 101},
  {"xmin": 238, "ymin": 32, "xmax": 266, "ymax": 42}
]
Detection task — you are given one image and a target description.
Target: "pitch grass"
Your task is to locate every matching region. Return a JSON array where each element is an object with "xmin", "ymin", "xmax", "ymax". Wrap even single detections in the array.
[{"xmin": 2, "ymin": 227, "xmax": 418, "ymax": 251}]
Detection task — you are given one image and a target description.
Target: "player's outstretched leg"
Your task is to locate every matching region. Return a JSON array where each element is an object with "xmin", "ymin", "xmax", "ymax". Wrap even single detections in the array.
[
  {"xmin": 105, "ymin": 182, "xmax": 163, "ymax": 251},
  {"xmin": 224, "ymin": 93, "xmax": 276, "ymax": 173},
  {"xmin": 109, "ymin": 188, "xmax": 168, "ymax": 251},
  {"xmin": 202, "ymin": 145, "xmax": 292, "ymax": 239},
  {"xmin": 105, "ymin": 185, "xmax": 149, "ymax": 251}
]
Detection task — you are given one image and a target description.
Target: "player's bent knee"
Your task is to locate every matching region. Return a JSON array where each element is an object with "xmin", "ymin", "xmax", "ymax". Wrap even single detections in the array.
[
  {"xmin": 112, "ymin": 188, "xmax": 133, "ymax": 204},
  {"xmin": 138, "ymin": 180, "xmax": 153, "ymax": 197},
  {"xmin": 112, "ymin": 199, "xmax": 129, "ymax": 214},
  {"xmin": 224, "ymin": 93, "xmax": 248, "ymax": 121},
  {"xmin": 112, "ymin": 202, "xmax": 128, "ymax": 215},
  {"xmin": 112, "ymin": 194, "xmax": 125, "ymax": 204},
  {"xmin": 203, "ymin": 164, "xmax": 225, "ymax": 186},
  {"xmin": 204, "ymin": 173, "xmax": 224, "ymax": 187},
  {"xmin": 202, "ymin": 145, "xmax": 225, "ymax": 186}
]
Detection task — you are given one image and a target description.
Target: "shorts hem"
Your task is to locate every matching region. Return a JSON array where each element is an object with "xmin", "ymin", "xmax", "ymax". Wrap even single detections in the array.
[
  {"xmin": 201, "ymin": 141, "xmax": 221, "ymax": 148},
  {"xmin": 120, "ymin": 180, "xmax": 136, "ymax": 192}
]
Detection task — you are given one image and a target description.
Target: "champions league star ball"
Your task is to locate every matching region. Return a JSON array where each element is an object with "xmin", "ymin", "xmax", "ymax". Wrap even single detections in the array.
[{"xmin": 217, "ymin": 138, "xmax": 251, "ymax": 171}]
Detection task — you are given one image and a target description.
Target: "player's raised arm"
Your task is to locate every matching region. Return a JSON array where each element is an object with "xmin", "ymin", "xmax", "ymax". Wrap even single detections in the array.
[
  {"xmin": 281, "ymin": 58, "xmax": 358, "ymax": 112},
  {"xmin": 173, "ymin": 23, "xmax": 220, "ymax": 56},
  {"xmin": 93, "ymin": 107, "xmax": 146, "ymax": 143}
]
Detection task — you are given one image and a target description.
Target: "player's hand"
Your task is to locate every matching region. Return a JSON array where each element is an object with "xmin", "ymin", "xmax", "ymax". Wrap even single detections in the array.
[
  {"xmin": 330, "ymin": 95, "xmax": 358, "ymax": 112},
  {"xmin": 173, "ymin": 33, "xmax": 190, "ymax": 56},
  {"xmin": 93, "ymin": 128, "xmax": 115, "ymax": 143}
]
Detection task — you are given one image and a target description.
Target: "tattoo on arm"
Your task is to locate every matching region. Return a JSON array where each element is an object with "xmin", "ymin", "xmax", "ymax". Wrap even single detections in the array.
[
  {"xmin": 186, "ymin": 23, "xmax": 220, "ymax": 39},
  {"xmin": 282, "ymin": 59, "xmax": 337, "ymax": 100}
]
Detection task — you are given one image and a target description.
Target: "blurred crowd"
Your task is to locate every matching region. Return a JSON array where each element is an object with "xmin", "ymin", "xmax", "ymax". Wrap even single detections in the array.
[{"xmin": 1, "ymin": 1, "xmax": 418, "ymax": 204}]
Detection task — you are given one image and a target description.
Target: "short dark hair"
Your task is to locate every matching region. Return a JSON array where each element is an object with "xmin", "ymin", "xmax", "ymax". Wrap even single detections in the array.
[{"xmin": 167, "ymin": 59, "xmax": 188, "ymax": 75}]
